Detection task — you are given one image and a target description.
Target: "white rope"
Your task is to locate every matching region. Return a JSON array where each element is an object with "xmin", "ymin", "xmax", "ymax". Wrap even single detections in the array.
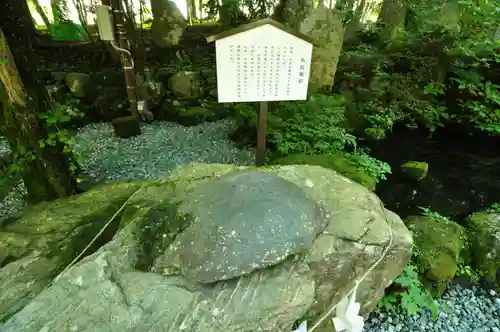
[
  {"xmin": 308, "ymin": 197, "xmax": 394, "ymax": 332},
  {"xmin": 53, "ymin": 185, "xmax": 146, "ymax": 282}
]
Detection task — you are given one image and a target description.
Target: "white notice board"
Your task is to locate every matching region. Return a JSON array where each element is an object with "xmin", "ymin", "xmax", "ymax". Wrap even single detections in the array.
[{"xmin": 214, "ymin": 24, "xmax": 313, "ymax": 103}]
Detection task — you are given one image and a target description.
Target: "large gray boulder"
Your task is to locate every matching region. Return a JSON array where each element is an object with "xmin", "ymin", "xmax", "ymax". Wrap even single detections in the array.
[
  {"xmin": 168, "ymin": 70, "xmax": 204, "ymax": 99},
  {"xmin": 0, "ymin": 163, "xmax": 412, "ymax": 331},
  {"xmin": 0, "ymin": 181, "xmax": 148, "ymax": 322},
  {"xmin": 154, "ymin": 169, "xmax": 329, "ymax": 283},
  {"xmin": 278, "ymin": 3, "xmax": 345, "ymax": 91},
  {"xmin": 150, "ymin": 0, "xmax": 187, "ymax": 47}
]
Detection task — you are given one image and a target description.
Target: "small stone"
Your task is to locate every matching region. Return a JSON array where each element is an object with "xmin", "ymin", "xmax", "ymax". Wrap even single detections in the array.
[
  {"xmin": 111, "ymin": 116, "xmax": 142, "ymax": 138},
  {"xmin": 471, "ymin": 328, "xmax": 486, "ymax": 332},
  {"xmin": 400, "ymin": 161, "xmax": 429, "ymax": 181}
]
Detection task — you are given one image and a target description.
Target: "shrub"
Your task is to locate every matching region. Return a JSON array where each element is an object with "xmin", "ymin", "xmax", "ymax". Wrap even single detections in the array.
[
  {"xmin": 234, "ymin": 94, "xmax": 392, "ymax": 184},
  {"xmin": 379, "ymin": 263, "xmax": 441, "ymax": 319},
  {"xmin": 234, "ymin": 93, "xmax": 356, "ymax": 156}
]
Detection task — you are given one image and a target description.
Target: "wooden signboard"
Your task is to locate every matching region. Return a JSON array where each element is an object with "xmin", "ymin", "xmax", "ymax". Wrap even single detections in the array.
[{"xmin": 207, "ymin": 18, "xmax": 316, "ymax": 165}]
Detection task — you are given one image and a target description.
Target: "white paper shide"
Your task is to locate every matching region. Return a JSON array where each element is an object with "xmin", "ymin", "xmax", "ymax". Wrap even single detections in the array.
[
  {"xmin": 332, "ymin": 282, "xmax": 365, "ymax": 332},
  {"xmin": 292, "ymin": 282, "xmax": 365, "ymax": 332}
]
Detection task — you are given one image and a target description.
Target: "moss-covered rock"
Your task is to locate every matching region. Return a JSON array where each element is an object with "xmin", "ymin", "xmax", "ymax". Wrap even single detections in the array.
[
  {"xmin": 273, "ymin": 153, "xmax": 377, "ymax": 191},
  {"xmin": 0, "ymin": 163, "xmax": 412, "ymax": 331},
  {"xmin": 111, "ymin": 116, "xmax": 142, "ymax": 138},
  {"xmin": 405, "ymin": 215, "xmax": 466, "ymax": 296},
  {"xmin": 464, "ymin": 211, "xmax": 500, "ymax": 286},
  {"xmin": 168, "ymin": 71, "xmax": 203, "ymax": 99},
  {"xmin": 364, "ymin": 127, "xmax": 386, "ymax": 140},
  {"xmin": 401, "ymin": 161, "xmax": 429, "ymax": 181},
  {"xmin": 0, "ymin": 180, "xmax": 151, "ymax": 321}
]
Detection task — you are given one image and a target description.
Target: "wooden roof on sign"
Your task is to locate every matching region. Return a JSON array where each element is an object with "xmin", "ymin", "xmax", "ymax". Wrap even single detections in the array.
[{"xmin": 205, "ymin": 18, "xmax": 319, "ymax": 46}]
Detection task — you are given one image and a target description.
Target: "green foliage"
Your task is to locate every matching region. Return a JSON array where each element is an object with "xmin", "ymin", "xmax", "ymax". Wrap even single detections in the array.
[
  {"xmin": 339, "ymin": 44, "xmax": 450, "ymax": 133},
  {"xmin": 50, "ymin": 23, "xmax": 88, "ymax": 41},
  {"xmin": 379, "ymin": 263, "xmax": 440, "ymax": 319},
  {"xmin": 379, "ymin": 207, "xmax": 483, "ymax": 315},
  {"xmin": 235, "ymin": 93, "xmax": 391, "ymax": 183},
  {"xmin": 455, "ymin": 259, "xmax": 482, "ymax": 283},
  {"xmin": 345, "ymin": 151, "xmax": 392, "ymax": 182},
  {"xmin": 38, "ymin": 101, "xmax": 86, "ymax": 176},
  {"xmin": 1, "ymin": 101, "xmax": 85, "ymax": 194},
  {"xmin": 212, "ymin": 0, "xmax": 272, "ymax": 23},
  {"xmin": 451, "ymin": 73, "xmax": 500, "ymax": 133},
  {"xmin": 487, "ymin": 203, "xmax": 500, "ymax": 214},
  {"xmin": 413, "ymin": 0, "xmax": 500, "ymax": 133},
  {"xmin": 418, "ymin": 207, "xmax": 451, "ymax": 222},
  {"xmin": 1, "ymin": 96, "xmax": 85, "ymax": 190},
  {"xmin": 161, "ymin": 56, "xmax": 215, "ymax": 74},
  {"xmin": 338, "ymin": 0, "xmax": 500, "ymax": 135},
  {"xmin": 235, "ymin": 94, "xmax": 357, "ymax": 155}
]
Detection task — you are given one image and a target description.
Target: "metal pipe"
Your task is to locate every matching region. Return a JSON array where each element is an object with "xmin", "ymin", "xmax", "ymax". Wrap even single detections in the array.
[{"xmin": 110, "ymin": 41, "xmax": 134, "ymax": 69}]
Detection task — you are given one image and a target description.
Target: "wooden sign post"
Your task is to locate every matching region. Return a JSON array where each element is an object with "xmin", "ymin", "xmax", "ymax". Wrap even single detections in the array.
[{"xmin": 206, "ymin": 18, "xmax": 316, "ymax": 166}]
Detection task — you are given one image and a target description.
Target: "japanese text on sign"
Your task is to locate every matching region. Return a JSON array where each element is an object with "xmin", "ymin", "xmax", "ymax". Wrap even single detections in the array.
[{"xmin": 214, "ymin": 24, "xmax": 313, "ymax": 103}]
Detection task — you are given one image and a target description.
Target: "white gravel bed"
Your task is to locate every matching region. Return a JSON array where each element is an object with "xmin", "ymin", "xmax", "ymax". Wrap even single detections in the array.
[
  {"xmin": 72, "ymin": 119, "xmax": 254, "ymax": 181},
  {"xmin": 0, "ymin": 119, "xmax": 254, "ymax": 222},
  {"xmin": 365, "ymin": 284, "xmax": 500, "ymax": 332}
]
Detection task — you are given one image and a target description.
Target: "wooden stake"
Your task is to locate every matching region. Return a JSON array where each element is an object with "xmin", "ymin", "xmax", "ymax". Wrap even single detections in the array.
[{"xmin": 256, "ymin": 101, "xmax": 268, "ymax": 166}]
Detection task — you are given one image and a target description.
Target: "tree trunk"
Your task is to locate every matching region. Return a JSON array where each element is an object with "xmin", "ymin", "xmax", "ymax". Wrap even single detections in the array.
[
  {"xmin": 219, "ymin": 0, "xmax": 247, "ymax": 26},
  {"xmin": 377, "ymin": 0, "xmax": 408, "ymax": 42},
  {"xmin": 189, "ymin": 0, "xmax": 198, "ymax": 21},
  {"xmin": 73, "ymin": 0, "xmax": 94, "ymax": 40},
  {"xmin": 33, "ymin": 0, "xmax": 52, "ymax": 31},
  {"xmin": 272, "ymin": 0, "xmax": 314, "ymax": 30},
  {"xmin": 122, "ymin": 0, "xmax": 146, "ymax": 70},
  {"xmin": 344, "ymin": 0, "xmax": 367, "ymax": 41},
  {"xmin": 0, "ymin": 0, "xmax": 77, "ymax": 203}
]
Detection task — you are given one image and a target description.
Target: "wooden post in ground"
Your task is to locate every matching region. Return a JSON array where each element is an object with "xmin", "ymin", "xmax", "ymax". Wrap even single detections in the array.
[
  {"xmin": 256, "ymin": 101, "xmax": 268, "ymax": 166},
  {"xmin": 206, "ymin": 18, "xmax": 317, "ymax": 167}
]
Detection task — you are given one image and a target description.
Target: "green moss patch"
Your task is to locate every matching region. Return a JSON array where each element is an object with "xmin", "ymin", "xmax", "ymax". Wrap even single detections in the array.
[
  {"xmin": 405, "ymin": 215, "xmax": 466, "ymax": 296},
  {"xmin": 401, "ymin": 161, "xmax": 429, "ymax": 181},
  {"xmin": 464, "ymin": 211, "xmax": 500, "ymax": 286},
  {"xmin": 273, "ymin": 153, "xmax": 377, "ymax": 191}
]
